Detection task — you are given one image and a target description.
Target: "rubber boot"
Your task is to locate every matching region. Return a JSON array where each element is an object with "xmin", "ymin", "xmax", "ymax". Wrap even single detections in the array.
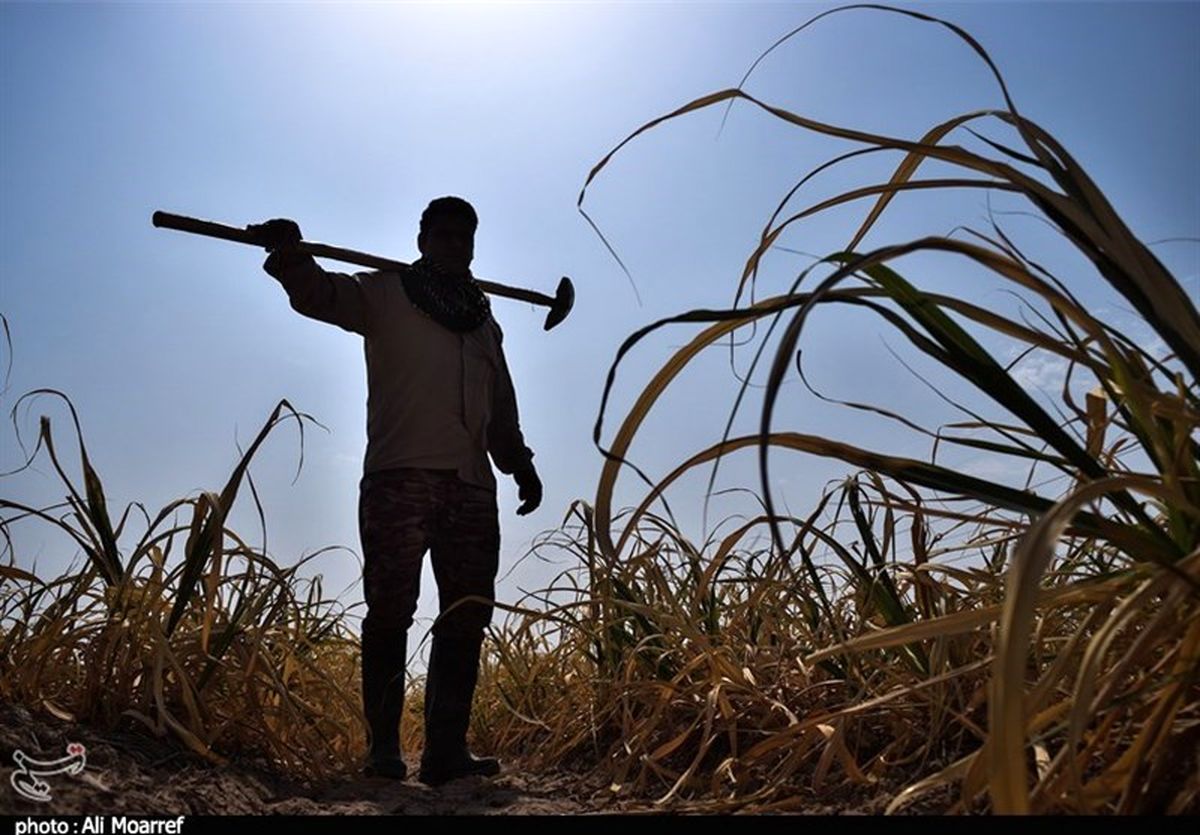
[
  {"xmin": 418, "ymin": 632, "xmax": 500, "ymax": 786},
  {"xmin": 361, "ymin": 628, "xmax": 409, "ymax": 779}
]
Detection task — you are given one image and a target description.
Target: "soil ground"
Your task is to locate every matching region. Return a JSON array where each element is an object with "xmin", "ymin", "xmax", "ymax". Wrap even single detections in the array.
[{"xmin": 0, "ymin": 703, "xmax": 930, "ymax": 816}]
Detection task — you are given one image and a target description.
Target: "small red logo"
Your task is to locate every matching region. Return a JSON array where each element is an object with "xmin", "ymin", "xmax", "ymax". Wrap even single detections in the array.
[{"xmin": 11, "ymin": 742, "xmax": 88, "ymax": 802}]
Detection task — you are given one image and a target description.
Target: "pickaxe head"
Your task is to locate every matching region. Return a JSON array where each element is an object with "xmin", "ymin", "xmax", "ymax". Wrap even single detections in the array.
[{"xmin": 544, "ymin": 276, "xmax": 575, "ymax": 331}]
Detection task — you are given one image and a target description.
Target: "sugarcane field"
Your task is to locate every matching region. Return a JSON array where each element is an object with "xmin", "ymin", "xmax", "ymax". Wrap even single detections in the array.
[{"xmin": 1, "ymin": 2, "xmax": 1197, "ymax": 821}]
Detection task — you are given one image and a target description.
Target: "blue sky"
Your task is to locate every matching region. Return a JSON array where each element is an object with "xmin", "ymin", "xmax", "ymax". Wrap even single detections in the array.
[{"xmin": 2, "ymin": 2, "xmax": 1197, "ymax": 647}]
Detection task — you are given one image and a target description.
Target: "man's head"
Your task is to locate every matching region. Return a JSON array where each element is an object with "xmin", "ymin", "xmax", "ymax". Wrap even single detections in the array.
[{"xmin": 418, "ymin": 196, "xmax": 477, "ymax": 276}]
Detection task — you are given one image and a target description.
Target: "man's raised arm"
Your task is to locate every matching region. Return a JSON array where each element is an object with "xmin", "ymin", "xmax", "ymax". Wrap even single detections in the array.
[{"xmin": 253, "ymin": 218, "xmax": 375, "ymax": 336}]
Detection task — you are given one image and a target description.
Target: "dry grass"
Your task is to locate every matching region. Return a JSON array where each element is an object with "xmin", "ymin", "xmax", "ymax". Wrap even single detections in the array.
[
  {"xmin": 1, "ymin": 393, "xmax": 367, "ymax": 783},
  {"xmin": 476, "ymin": 4, "xmax": 1198, "ymax": 814}
]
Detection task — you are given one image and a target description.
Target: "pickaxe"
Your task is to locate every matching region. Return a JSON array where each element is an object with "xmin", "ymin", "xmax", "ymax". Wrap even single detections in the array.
[{"xmin": 152, "ymin": 210, "xmax": 575, "ymax": 331}]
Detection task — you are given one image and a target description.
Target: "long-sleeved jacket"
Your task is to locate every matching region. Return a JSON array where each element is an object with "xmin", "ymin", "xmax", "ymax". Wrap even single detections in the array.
[{"xmin": 264, "ymin": 250, "xmax": 534, "ymax": 491}]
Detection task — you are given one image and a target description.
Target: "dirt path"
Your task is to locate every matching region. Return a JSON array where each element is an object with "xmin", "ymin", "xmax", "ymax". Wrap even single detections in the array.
[
  {"xmin": 0, "ymin": 704, "xmax": 619, "ymax": 815},
  {"xmin": 1, "ymin": 703, "xmax": 938, "ymax": 815}
]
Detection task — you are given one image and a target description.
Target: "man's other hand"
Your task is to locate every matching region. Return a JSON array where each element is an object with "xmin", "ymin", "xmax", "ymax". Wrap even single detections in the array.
[
  {"xmin": 247, "ymin": 218, "xmax": 302, "ymax": 252},
  {"xmin": 514, "ymin": 465, "xmax": 542, "ymax": 516}
]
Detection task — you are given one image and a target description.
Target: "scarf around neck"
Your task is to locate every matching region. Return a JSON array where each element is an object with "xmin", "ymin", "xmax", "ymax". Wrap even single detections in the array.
[{"xmin": 402, "ymin": 257, "xmax": 492, "ymax": 333}]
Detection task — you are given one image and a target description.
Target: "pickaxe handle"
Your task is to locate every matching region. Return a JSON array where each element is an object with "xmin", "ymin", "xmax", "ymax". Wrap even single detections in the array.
[{"xmin": 152, "ymin": 210, "xmax": 574, "ymax": 331}]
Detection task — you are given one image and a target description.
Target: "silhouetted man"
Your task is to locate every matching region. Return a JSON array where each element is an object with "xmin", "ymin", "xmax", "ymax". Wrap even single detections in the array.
[{"xmin": 251, "ymin": 197, "xmax": 542, "ymax": 786}]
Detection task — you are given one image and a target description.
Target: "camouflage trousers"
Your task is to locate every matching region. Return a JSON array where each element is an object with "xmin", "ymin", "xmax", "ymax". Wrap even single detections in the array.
[
  {"xmin": 358, "ymin": 466, "xmax": 501, "ymax": 642},
  {"xmin": 357, "ymin": 466, "xmax": 500, "ymax": 758}
]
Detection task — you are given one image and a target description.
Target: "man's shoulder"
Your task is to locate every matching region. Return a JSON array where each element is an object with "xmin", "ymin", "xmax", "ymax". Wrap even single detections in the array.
[
  {"xmin": 354, "ymin": 270, "xmax": 422, "ymax": 325},
  {"xmin": 353, "ymin": 268, "xmax": 411, "ymax": 297},
  {"xmin": 356, "ymin": 267, "xmax": 407, "ymax": 281}
]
